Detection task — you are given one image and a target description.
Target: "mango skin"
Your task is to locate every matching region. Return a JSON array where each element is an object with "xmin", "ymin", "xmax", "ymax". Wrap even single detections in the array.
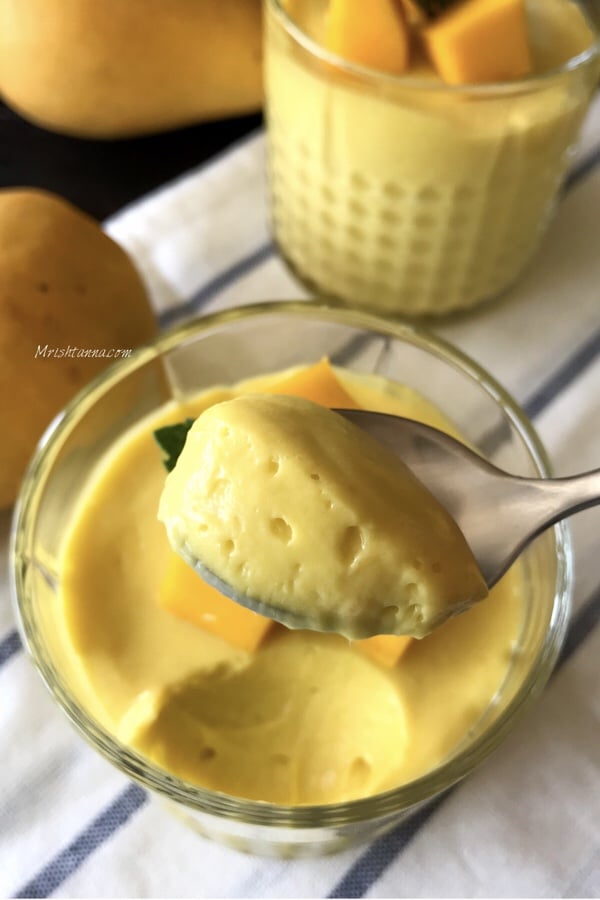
[
  {"xmin": 0, "ymin": 0, "xmax": 263, "ymax": 138},
  {"xmin": 0, "ymin": 188, "xmax": 156, "ymax": 508}
]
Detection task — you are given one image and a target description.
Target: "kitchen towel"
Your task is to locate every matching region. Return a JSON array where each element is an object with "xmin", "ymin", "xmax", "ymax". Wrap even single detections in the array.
[{"xmin": 1, "ymin": 94, "xmax": 600, "ymax": 898}]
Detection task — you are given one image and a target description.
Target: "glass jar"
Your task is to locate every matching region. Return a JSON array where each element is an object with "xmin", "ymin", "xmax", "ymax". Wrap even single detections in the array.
[{"xmin": 265, "ymin": 0, "xmax": 599, "ymax": 316}]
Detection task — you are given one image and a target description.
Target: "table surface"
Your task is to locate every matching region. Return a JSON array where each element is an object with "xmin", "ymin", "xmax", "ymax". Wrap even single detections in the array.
[{"xmin": 0, "ymin": 100, "xmax": 262, "ymax": 220}]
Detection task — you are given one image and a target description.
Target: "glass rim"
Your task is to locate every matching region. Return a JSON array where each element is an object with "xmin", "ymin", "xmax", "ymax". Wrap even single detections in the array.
[
  {"xmin": 11, "ymin": 300, "xmax": 573, "ymax": 829},
  {"xmin": 267, "ymin": 0, "xmax": 600, "ymax": 94}
]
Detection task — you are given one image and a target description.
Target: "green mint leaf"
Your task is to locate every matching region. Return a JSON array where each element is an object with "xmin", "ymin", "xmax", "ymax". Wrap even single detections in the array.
[{"xmin": 153, "ymin": 418, "xmax": 195, "ymax": 472}]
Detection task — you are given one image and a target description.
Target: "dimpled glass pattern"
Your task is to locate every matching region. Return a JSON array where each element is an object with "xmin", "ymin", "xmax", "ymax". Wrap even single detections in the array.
[{"xmin": 265, "ymin": 1, "xmax": 599, "ymax": 316}]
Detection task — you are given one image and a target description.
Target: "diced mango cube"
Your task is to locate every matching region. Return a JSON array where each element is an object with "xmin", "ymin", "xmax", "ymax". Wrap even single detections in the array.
[
  {"xmin": 355, "ymin": 633, "xmax": 413, "ymax": 667},
  {"xmin": 159, "ymin": 552, "xmax": 274, "ymax": 652},
  {"xmin": 423, "ymin": 0, "xmax": 532, "ymax": 85},
  {"xmin": 326, "ymin": 0, "xmax": 410, "ymax": 74},
  {"xmin": 265, "ymin": 358, "xmax": 361, "ymax": 410}
]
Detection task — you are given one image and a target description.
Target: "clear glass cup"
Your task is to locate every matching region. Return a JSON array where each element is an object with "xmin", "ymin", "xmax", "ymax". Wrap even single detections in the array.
[
  {"xmin": 265, "ymin": 0, "xmax": 599, "ymax": 316},
  {"xmin": 11, "ymin": 301, "xmax": 572, "ymax": 857}
]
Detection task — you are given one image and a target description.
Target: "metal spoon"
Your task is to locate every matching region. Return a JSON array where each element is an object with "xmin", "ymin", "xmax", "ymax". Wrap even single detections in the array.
[
  {"xmin": 183, "ymin": 410, "xmax": 599, "ymax": 630},
  {"xmin": 338, "ymin": 410, "xmax": 600, "ymax": 590}
]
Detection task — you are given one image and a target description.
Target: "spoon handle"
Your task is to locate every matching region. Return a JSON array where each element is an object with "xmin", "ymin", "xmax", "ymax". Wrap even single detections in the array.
[
  {"xmin": 531, "ymin": 468, "xmax": 600, "ymax": 525},
  {"xmin": 475, "ymin": 468, "xmax": 600, "ymax": 588}
]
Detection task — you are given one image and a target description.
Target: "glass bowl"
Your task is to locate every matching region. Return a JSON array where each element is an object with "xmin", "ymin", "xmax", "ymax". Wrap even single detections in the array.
[{"xmin": 11, "ymin": 301, "xmax": 572, "ymax": 857}]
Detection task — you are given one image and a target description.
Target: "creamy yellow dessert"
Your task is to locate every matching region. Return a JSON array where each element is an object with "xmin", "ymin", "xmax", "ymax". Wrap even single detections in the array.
[
  {"xmin": 59, "ymin": 362, "xmax": 523, "ymax": 804},
  {"xmin": 159, "ymin": 394, "xmax": 487, "ymax": 638},
  {"xmin": 266, "ymin": 0, "xmax": 598, "ymax": 315}
]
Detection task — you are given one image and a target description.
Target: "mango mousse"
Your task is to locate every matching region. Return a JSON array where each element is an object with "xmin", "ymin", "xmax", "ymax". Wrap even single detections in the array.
[
  {"xmin": 59, "ymin": 361, "xmax": 523, "ymax": 804},
  {"xmin": 158, "ymin": 394, "xmax": 487, "ymax": 638},
  {"xmin": 266, "ymin": 0, "xmax": 598, "ymax": 314}
]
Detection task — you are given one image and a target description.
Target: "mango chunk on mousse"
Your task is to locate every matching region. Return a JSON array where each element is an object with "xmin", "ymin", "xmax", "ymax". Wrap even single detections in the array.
[
  {"xmin": 320, "ymin": 0, "xmax": 533, "ymax": 85},
  {"xmin": 422, "ymin": 0, "xmax": 533, "ymax": 84},
  {"xmin": 159, "ymin": 394, "xmax": 487, "ymax": 639},
  {"xmin": 159, "ymin": 551, "xmax": 275, "ymax": 652},
  {"xmin": 160, "ymin": 517, "xmax": 413, "ymax": 666},
  {"xmin": 355, "ymin": 633, "xmax": 413, "ymax": 667},
  {"xmin": 325, "ymin": 0, "xmax": 410, "ymax": 73},
  {"xmin": 263, "ymin": 357, "xmax": 360, "ymax": 409}
]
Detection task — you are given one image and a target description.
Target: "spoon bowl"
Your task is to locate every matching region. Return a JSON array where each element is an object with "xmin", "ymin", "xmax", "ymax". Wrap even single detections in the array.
[{"xmin": 182, "ymin": 409, "xmax": 599, "ymax": 632}]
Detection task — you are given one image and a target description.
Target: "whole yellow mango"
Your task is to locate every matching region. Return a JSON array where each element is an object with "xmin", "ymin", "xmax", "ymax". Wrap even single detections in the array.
[
  {"xmin": 0, "ymin": 189, "xmax": 156, "ymax": 508},
  {"xmin": 0, "ymin": 0, "xmax": 262, "ymax": 138}
]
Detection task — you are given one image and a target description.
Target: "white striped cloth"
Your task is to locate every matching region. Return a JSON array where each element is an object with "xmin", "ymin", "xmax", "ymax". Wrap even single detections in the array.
[{"xmin": 2, "ymin": 92, "xmax": 600, "ymax": 898}]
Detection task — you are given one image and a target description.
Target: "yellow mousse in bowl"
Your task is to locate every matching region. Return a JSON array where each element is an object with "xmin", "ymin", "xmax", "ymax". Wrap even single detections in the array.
[
  {"xmin": 159, "ymin": 394, "xmax": 487, "ymax": 638},
  {"xmin": 266, "ymin": 0, "xmax": 598, "ymax": 315},
  {"xmin": 59, "ymin": 360, "xmax": 522, "ymax": 805}
]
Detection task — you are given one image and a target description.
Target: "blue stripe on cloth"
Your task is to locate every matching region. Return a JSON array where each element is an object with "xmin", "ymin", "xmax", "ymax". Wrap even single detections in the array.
[
  {"xmin": 564, "ymin": 142, "xmax": 600, "ymax": 191},
  {"xmin": 328, "ymin": 795, "xmax": 448, "ymax": 899},
  {"xmin": 12, "ymin": 784, "xmax": 148, "ymax": 899},
  {"xmin": 523, "ymin": 328, "xmax": 600, "ymax": 420},
  {"xmin": 157, "ymin": 241, "xmax": 275, "ymax": 329},
  {"xmin": 477, "ymin": 325, "xmax": 599, "ymax": 460},
  {"xmin": 558, "ymin": 581, "xmax": 600, "ymax": 669},
  {"xmin": 0, "ymin": 629, "xmax": 21, "ymax": 667},
  {"xmin": 327, "ymin": 580, "xmax": 600, "ymax": 900}
]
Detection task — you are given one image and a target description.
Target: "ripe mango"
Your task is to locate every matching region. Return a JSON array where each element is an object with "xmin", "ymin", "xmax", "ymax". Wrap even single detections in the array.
[
  {"xmin": 0, "ymin": 0, "xmax": 262, "ymax": 138},
  {"xmin": 0, "ymin": 189, "xmax": 156, "ymax": 508}
]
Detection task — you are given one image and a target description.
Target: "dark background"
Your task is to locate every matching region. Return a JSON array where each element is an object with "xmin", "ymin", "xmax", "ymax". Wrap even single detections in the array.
[{"xmin": 0, "ymin": 100, "xmax": 263, "ymax": 220}]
